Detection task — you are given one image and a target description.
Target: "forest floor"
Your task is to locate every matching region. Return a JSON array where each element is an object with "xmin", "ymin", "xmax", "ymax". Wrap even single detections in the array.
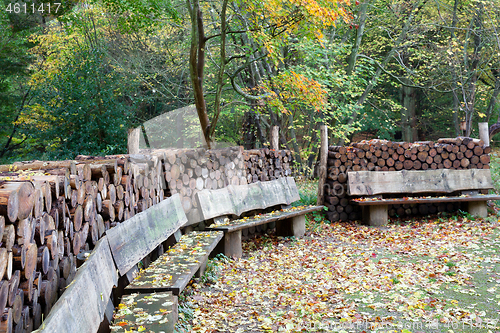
[{"xmin": 175, "ymin": 152, "xmax": 500, "ymax": 333}]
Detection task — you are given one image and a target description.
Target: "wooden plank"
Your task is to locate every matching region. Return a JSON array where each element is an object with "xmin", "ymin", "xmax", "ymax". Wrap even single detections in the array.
[
  {"xmin": 111, "ymin": 292, "xmax": 176, "ymax": 333},
  {"xmin": 352, "ymin": 194, "xmax": 500, "ymax": 206},
  {"xmin": 75, "ymin": 236, "xmax": 118, "ymax": 321},
  {"xmin": 33, "ymin": 236, "xmax": 118, "ymax": 333},
  {"xmin": 283, "ymin": 177, "xmax": 301, "ymax": 203},
  {"xmin": 347, "ymin": 169, "xmax": 494, "ymax": 196},
  {"xmin": 259, "ymin": 180, "xmax": 288, "ymax": 207},
  {"xmin": 127, "ymin": 127, "xmax": 141, "ymax": 154},
  {"xmin": 196, "ymin": 187, "xmax": 236, "ymax": 220},
  {"xmin": 107, "ymin": 193, "xmax": 187, "ymax": 276},
  {"xmin": 230, "ymin": 182, "xmax": 266, "ymax": 215},
  {"xmin": 196, "ymin": 177, "xmax": 302, "ymax": 220},
  {"xmin": 66, "ymin": 264, "xmax": 102, "ymax": 332},
  {"xmin": 125, "ymin": 231, "xmax": 223, "ymax": 295},
  {"xmin": 33, "ymin": 259, "xmax": 101, "ymax": 333},
  {"xmin": 31, "ymin": 297, "xmax": 75, "ymax": 332},
  {"xmin": 208, "ymin": 206, "xmax": 324, "ymax": 233}
]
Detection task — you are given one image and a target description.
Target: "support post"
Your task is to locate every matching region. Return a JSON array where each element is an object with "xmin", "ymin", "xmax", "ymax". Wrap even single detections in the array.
[
  {"xmin": 270, "ymin": 126, "xmax": 279, "ymax": 150},
  {"xmin": 467, "ymin": 201, "xmax": 488, "ymax": 218},
  {"xmin": 276, "ymin": 215, "xmax": 306, "ymax": 237},
  {"xmin": 479, "ymin": 122, "xmax": 490, "ymax": 147},
  {"xmin": 362, "ymin": 205, "xmax": 388, "ymax": 226},
  {"xmin": 195, "ymin": 259, "xmax": 208, "ymax": 278},
  {"xmin": 317, "ymin": 124, "xmax": 328, "ymax": 205},
  {"xmin": 127, "ymin": 127, "xmax": 141, "ymax": 154},
  {"xmin": 224, "ymin": 230, "xmax": 242, "ymax": 259}
]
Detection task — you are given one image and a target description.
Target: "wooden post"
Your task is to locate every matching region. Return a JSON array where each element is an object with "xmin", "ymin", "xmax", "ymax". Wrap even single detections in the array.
[
  {"xmin": 276, "ymin": 215, "xmax": 306, "ymax": 237},
  {"xmin": 467, "ymin": 201, "xmax": 487, "ymax": 218},
  {"xmin": 270, "ymin": 126, "xmax": 279, "ymax": 150},
  {"xmin": 363, "ymin": 205, "xmax": 389, "ymax": 226},
  {"xmin": 127, "ymin": 127, "xmax": 141, "ymax": 154},
  {"xmin": 224, "ymin": 230, "xmax": 242, "ymax": 259},
  {"xmin": 479, "ymin": 122, "xmax": 490, "ymax": 147},
  {"xmin": 317, "ymin": 124, "xmax": 328, "ymax": 205}
]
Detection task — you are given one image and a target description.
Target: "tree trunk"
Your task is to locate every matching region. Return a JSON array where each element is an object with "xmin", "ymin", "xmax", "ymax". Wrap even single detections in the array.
[
  {"xmin": 346, "ymin": 0, "xmax": 369, "ymax": 76},
  {"xmin": 489, "ymin": 74, "xmax": 500, "ymax": 121},
  {"xmin": 401, "ymin": 81, "xmax": 418, "ymax": 142},
  {"xmin": 209, "ymin": 0, "xmax": 229, "ymax": 138},
  {"xmin": 288, "ymin": 113, "xmax": 302, "ymax": 167},
  {"xmin": 186, "ymin": 0, "xmax": 211, "ymax": 147}
]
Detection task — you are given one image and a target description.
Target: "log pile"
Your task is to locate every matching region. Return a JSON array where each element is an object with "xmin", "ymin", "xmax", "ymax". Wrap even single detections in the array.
[
  {"xmin": 0, "ymin": 146, "xmax": 292, "ymax": 331},
  {"xmin": 159, "ymin": 147, "xmax": 292, "ymax": 224},
  {"xmin": 242, "ymin": 148, "xmax": 293, "ymax": 183},
  {"xmin": 0, "ymin": 154, "xmax": 159, "ymax": 332},
  {"xmin": 160, "ymin": 147, "xmax": 246, "ymax": 220},
  {"xmin": 325, "ymin": 137, "xmax": 491, "ymax": 222}
]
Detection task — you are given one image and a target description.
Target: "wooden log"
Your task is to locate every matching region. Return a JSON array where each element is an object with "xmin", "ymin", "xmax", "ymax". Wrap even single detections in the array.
[
  {"xmin": 0, "ymin": 182, "xmax": 36, "ymax": 222},
  {"xmin": 0, "ymin": 282, "xmax": 7, "ymax": 317},
  {"xmin": 0, "ymin": 249, "xmax": 7, "ymax": 282},
  {"xmin": 72, "ymin": 232, "xmax": 81, "ymax": 256},
  {"xmin": 20, "ymin": 243, "xmax": 37, "ymax": 281},
  {"xmin": 317, "ymin": 125, "xmax": 328, "ymax": 206},
  {"xmin": 83, "ymin": 195, "xmax": 94, "ymax": 223},
  {"xmin": 101, "ymin": 200, "xmax": 115, "ymax": 222},
  {"xmin": 19, "ymin": 273, "xmax": 33, "ymax": 303},
  {"xmin": 107, "ymin": 184, "xmax": 116, "ymax": 205},
  {"xmin": 11, "ymin": 290, "xmax": 22, "ymax": 325},
  {"xmin": 113, "ymin": 201, "xmax": 124, "ymax": 221},
  {"xmin": 473, "ymin": 145, "xmax": 484, "ymax": 156},
  {"xmin": 480, "ymin": 154, "xmax": 490, "ymax": 164},
  {"xmin": 37, "ymin": 246, "xmax": 50, "ymax": 275},
  {"xmin": 45, "ymin": 230, "xmax": 58, "ymax": 260},
  {"xmin": 0, "ymin": 308, "xmax": 12, "ymax": 333},
  {"xmin": 2, "ymin": 225, "xmax": 15, "ymax": 252},
  {"xmin": 403, "ymin": 160, "xmax": 413, "ymax": 170}
]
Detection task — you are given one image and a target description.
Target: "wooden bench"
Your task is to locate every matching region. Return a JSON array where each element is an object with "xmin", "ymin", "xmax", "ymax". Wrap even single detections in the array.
[
  {"xmin": 33, "ymin": 194, "xmax": 188, "ymax": 333},
  {"xmin": 197, "ymin": 177, "xmax": 324, "ymax": 258},
  {"xmin": 348, "ymin": 169, "xmax": 500, "ymax": 226},
  {"xmin": 124, "ymin": 231, "xmax": 223, "ymax": 296},
  {"xmin": 105, "ymin": 194, "xmax": 223, "ymax": 332},
  {"xmin": 110, "ymin": 292, "xmax": 177, "ymax": 333}
]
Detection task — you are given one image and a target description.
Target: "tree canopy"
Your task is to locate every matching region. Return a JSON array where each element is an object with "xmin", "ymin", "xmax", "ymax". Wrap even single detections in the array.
[{"xmin": 1, "ymin": 0, "xmax": 499, "ymax": 171}]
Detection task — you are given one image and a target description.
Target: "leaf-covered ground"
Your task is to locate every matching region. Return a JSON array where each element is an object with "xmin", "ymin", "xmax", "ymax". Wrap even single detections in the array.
[
  {"xmin": 176, "ymin": 155, "xmax": 500, "ymax": 333},
  {"xmin": 176, "ymin": 210, "xmax": 500, "ymax": 333}
]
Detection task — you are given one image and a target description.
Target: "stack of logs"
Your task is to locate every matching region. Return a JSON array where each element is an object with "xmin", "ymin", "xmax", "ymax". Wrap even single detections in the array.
[
  {"xmin": 0, "ymin": 146, "xmax": 293, "ymax": 332},
  {"xmin": 162, "ymin": 147, "xmax": 246, "ymax": 217},
  {"xmin": 242, "ymin": 148, "xmax": 293, "ymax": 183},
  {"xmin": 325, "ymin": 137, "xmax": 491, "ymax": 222},
  {"xmin": 0, "ymin": 154, "xmax": 164, "ymax": 333},
  {"xmin": 161, "ymin": 147, "xmax": 292, "ymax": 222}
]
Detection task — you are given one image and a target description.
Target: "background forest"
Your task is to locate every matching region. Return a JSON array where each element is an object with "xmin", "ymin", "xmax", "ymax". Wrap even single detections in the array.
[{"xmin": 1, "ymin": 0, "xmax": 499, "ymax": 174}]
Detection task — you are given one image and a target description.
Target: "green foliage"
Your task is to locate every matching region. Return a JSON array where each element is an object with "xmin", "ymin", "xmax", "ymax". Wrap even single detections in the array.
[
  {"xmin": 287, "ymin": 38, "xmax": 371, "ymax": 143},
  {"xmin": 0, "ymin": 6, "xmax": 36, "ymax": 162},
  {"xmin": 175, "ymin": 300, "xmax": 195, "ymax": 332},
  {"xmin": 20, "ymin": 47, "xmax": 134, "ymax": 159},
  {"xmin": 212, "ymin": 104, "xmax": 246, "ymax": 146},
  {"xmin": 199, "ymin": 253, "xmax": 230, "ymax": 285},
  {"xmin": 85, "ymin": 0, "xmax": 178, "ymax": 34}
]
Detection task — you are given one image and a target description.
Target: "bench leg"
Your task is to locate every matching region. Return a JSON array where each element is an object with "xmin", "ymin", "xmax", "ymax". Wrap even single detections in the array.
[
  {"xmin": 224, "ymin": 230, "xmax": 242, "ymax": 259},
  {"xmin": 276, "ymin": 215, "xmax": 306, "ymax": 237},
  {"xmin": 362, "ymin": 205, "xmax": 388, "ymax": 226},
  {"xmin": 171, "ymin": 295, "xmax": 179, "ymax": 323},
  {"xmin": 195, "ymin": 259, "xmax": 208, "ymax": 278},
  {"xmin": 467, "ymin": 201, "xmax": 488, "ymax": 218}
]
